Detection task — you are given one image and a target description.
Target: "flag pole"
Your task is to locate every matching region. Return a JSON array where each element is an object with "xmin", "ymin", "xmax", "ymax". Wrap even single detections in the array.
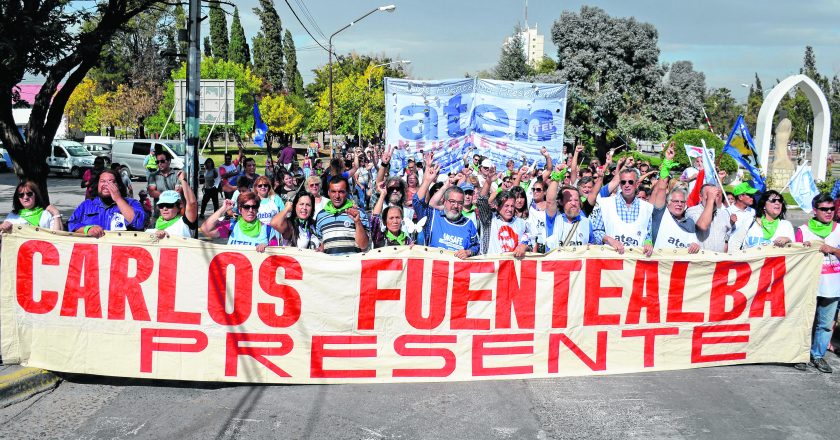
[
  {"xmin": 702, "ymin": 108, "xmax": 716, "ymax": 135},
  {"xmin": 702, "ymin": 139, "xmax": 730, "ymax": 207}
]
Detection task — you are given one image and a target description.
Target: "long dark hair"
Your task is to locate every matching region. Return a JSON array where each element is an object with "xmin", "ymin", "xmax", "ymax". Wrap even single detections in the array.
[
  {"xmin": 92, "ymin": 169, "xmax": 129, "ymax": 200},
  {"xmin": 509, "ymin": 186, "xmax": 529, "ymax": 218},
  {"xmin": 288, "ymin": 192, "xmax": 316, "ymax": 246},
  {"xmin": 755, "ymin": 189, "xmax": 787, "ymax": 220},
  {"xmin": 12, "ymin": 180, "xmax": 47, "ymax": 213}
]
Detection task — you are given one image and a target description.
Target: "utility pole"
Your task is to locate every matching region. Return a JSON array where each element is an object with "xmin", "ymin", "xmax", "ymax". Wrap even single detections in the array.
[{"xmin": 186, "ymin": 0, "xmax": 201, "ymax": 237}]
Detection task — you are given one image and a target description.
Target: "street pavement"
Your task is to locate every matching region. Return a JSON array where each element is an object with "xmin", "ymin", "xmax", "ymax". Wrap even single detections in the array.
[{"xmin": 0, "ymin": 170, "xmax": 835, "ymax": 439}]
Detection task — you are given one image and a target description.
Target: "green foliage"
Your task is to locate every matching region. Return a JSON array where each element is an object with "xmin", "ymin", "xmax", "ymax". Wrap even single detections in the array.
[
  {"xmin": 229, "ymin": 7, "xmax": 251, "ymax": 67},
  {"xmin": 262, "ymin": 94, "xmax": 303, "ymax": 143},
  {"xmin": 534, "ymin": 56, "xmax": 557, "ymax": 75},
  {"xmin": 208, "ymin": 0, "xmax": 229, "ymax": 61},
  {"xmin": 668, "ymin": 129, "xmax": 738, "ymax": 175},
  {"xmin": 304, "ymin": 53, "xmax": 408, "ymax": 102},
  {"xmin": 310, "ymin": 64, "xmax": 388, "ymax": 140},
  {"xmin": 282, "ymin": 29, "xmax": 303, "ymax": 96},
  {"xmin": 145, "ymin": 58, "xmax": 263, "ymax": 139},
  {"xmin": 817, "ymin": 176, "xmax": 836, "ymax": 194},
  {"xmin": 252, "ymin": 0, "xmax": 284, "ymax": 91},
  {"xmin": 203, "ymin": 36, "xmax": 212, "ymax": 57},
  {"xmin": 703, "ymin": 88, "xmax": 742, "ymax": 136},
  {"xmin": 494, "ymin": 26, "xmax": 534, "ymax": 80}
]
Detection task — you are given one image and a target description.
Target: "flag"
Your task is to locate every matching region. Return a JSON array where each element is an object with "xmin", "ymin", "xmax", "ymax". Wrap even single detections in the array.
[
  {"xmin": 787, "ymin": 164, "xmax": 819, "ymax": 214},
  {"xmin": 723, "ymin": 115, "xmax": 765, "ymax": 192},
  {"xmin": 253, "ymin": 97, "xmax": 268, "ymax": 148},
  {"xmin": 687, "ymin": 144, "xmax": 720, "ymax": 207},
  {"xmin": 684, "ymin": 144, "xmax": 703, "ymax": 159}
]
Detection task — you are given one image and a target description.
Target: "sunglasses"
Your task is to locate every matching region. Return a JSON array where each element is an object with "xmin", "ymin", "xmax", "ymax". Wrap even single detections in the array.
[
  {"xmin": 240, "ymin": 204, "xmax": 259, "ymax": 211},
  {"xmin": 156, "ymin": 159, "xmax": 169, "ymax": 164},
  {"xmin": 533, "ymin": 187, "xmax": 544, "ymax": 193},
  {"xmin": 158, "ymin": 203, "xmax": 176, "ymax": 209},
  {"xmin": 17, "ymin": 191, "xmax": 34, "ymax": 198},
  {"xmin": 388, "ymin": 186, "xmax": 401, "ymax": 192},
  {"xmin": 620, "ymin": 180, "xmax": 636, "ymax": 186},
  {"xmin": 308, "ymin": 183, "xmax": 321, "ymax": 188},
  {"xmin": 256, "ymin": 184, "xmax": 270, "ymax": 189},
  {"xmin": 816, "ymin": 207, "xmax": 835, "ymax": 212},
  {"xmin": 767, "ymin": 198, "xmax": 783, "ymax": 204}
]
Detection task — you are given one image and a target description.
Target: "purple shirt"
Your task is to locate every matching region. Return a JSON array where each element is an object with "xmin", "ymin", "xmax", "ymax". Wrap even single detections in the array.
[
  {"xmin": 68, "ymin": 197, "xmax": 146, "ymax": 232},
  {"xmin": 279, "ymin": 146, "xmax": 295, "ymax": 165}
]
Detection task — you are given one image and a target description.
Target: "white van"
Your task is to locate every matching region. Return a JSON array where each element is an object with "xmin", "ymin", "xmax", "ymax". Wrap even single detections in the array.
[
  {"xmin": 47, "ymin": 139, "xmax": 96, "ymax": 177},
  {"xmin": 110, "ymin": 139, "xmax": 202, "ymax": 180},
  {"xmin": 83, "ymin": 135, "xmax": 115, "ymax": 160}
]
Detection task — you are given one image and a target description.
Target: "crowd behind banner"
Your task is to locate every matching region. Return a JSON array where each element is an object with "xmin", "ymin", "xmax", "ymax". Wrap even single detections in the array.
[{"xmin": 2, "ymin": 138, "xmax": 840, "ymax": 374}]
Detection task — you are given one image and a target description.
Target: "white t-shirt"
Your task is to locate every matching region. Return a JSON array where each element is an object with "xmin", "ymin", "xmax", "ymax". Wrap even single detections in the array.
[
  {"xmin": 486, "ymin": 216, "xmax": 533, "ymax": 254},
  {"xmin": 145, "ymin": 217, "xmax": 192, "ymax": 238},
  {"xmin": 3, "ymin": 210, "xmax": 55, "ymax": 229}
]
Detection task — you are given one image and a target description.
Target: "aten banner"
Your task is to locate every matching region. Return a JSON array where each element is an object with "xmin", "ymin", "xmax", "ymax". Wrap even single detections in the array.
[
  {"xmin": 384, "ymin": 78, "xmax": 568, "ymax": 175},
  {"xmin": 0, "ymin": 228, "xmax": 821, "ymax": 384}
]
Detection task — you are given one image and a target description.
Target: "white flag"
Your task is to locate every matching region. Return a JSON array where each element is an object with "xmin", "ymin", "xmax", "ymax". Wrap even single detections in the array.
[{"xmin": 787, "ymin": 165, "xmax": 819, "ymax": 214}]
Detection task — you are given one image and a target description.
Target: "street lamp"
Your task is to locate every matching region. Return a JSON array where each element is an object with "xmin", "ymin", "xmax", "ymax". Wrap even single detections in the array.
[
  {"xmin": 359, "ymin": 60, "xmax": 410, "ymax": 144},
  {"xmin": 329, "ymin": 4, "xmax": 396, "ymax": 157}
]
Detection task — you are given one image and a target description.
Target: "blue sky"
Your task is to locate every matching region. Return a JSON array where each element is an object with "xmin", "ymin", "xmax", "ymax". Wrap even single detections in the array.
[{"xmin": 223, "ymin": 0, "xmax": 840, "ymax": 102}]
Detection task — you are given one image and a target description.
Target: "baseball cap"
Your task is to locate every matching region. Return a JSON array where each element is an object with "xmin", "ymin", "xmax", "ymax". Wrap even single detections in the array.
[
  {"xmin": 460, "ymin": 183, "xmax": 475, "ymax": 191},
  {"xmin": 480, "ymin": 158, "xmax": 493, "ymax": 168},
  {"xmin": 157, "ymin": 190, "xmax": 181, "ymax": 205},
  {"xmin": 732, "ymin": 182, "xmax": 758, "ymax": 197}
]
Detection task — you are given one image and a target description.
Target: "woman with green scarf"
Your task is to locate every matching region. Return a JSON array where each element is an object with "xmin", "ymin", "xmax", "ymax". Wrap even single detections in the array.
[
  {"xmin": 369, "ymin": 181, "xmax": 414, "ymax": 248},
  {"xmin": 0, "ymin": 181, "xmax": 63, "ymax": 233},
  {"xmin": 144, "ymin": 171, "xmax": 197, "ymax": 239},
  {"xmin": 729, "ymin": 189, "xmax": 794, "ymax": 250},
  {"xmin": 200, "ymin": 191, "xmax": 269, "ymax": 252}
]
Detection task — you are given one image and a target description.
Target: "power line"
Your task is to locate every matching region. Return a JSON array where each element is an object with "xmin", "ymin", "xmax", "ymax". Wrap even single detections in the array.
[{"xmin": 282, "ymin": 0, "xmax": 329, "ymax": 53}]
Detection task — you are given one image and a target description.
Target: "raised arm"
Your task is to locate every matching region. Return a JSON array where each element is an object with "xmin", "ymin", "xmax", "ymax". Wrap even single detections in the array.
[
  {"xmin": 415, "ymin": 154, "xmax": 440, "ymax": 203},
  {"xmin": 651, "ymin": 143, "xmax": 676, "ymax": 210},
  {"xmin": 570, "ymin": 144, "xmax": 583, "ymax": 183},
  {"xmin": 545, "ymin": 165, "xmax": 561, "ymax": 218},
  {"xmin": 270, "ymin": 199, "xmax": 295, "ymax": 239},
  {"xmin": 371, "ymin": 181, "xmax": 388, "ymax": 216},
  {"xmin": 200, "ymin": 199, "xmax": 232, "ymax": 239},
  {"xmin": 178, "ymin": 171, "xmax": 198, "ymax": 224}
]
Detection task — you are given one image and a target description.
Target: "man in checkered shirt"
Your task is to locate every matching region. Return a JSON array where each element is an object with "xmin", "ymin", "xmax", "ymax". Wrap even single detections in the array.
[{"xmin": 589, "ymin": 167, "xmax": 654, "ymax": 257}]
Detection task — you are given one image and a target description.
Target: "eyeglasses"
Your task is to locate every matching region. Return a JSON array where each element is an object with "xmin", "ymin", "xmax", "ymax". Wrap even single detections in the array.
[
  {"xmin": 158, "ymin": 203, "xmax": 176, "ymax": 209},
  {"xmin": 533, "ymin": 187, "xmax": 544, "ymax": 193},
  {"xmin": 620, "ymin": 180, "xmax": 636, "ymax": 186},
  {"xmin": 156, "ymin": 159, "xmax": 169, "ymax": 164},
  {"xmin": 240, "ymin": 204, "xmax": 259, "ymax": 211},
  {"xmin": 767, "ymin": 198, "xmax": 783, "ymax": 204},
  {"xmin": 446, "ymin": 199, "xmax": 464, "ymax": 206},
  {"xmin": 816, "ymin": 207, "xmax": 835, "ymax": 212},
  {"xmin": 670, "ymin": 200, "xmax": 686, "ymax": 205},
  {"xmin": 308, "ymin": 183, "xmax": 321, "ymax": 188},
  {"xmin": 17, "ymin": 191, "xmax": 34, "ymax": 198},
  {"xmin": 388, "ymin": 187, "xmax": 401, "ymax": 192},
  {"xmin": 256, "ymin": 184, "xmax": 270, "ymax": 189}
]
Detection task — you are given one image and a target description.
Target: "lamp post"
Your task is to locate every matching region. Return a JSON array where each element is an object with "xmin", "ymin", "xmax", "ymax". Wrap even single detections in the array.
[
  {"xmin": 360, "ymin": 60, "xmax": 410, "ymax": 145},
  {"xmin": 329, "ymin": 4, "xmax": 396, "ymax": 157}
]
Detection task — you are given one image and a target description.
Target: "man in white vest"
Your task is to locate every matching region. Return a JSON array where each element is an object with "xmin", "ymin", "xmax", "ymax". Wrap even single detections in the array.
[
  {"xmin": 543, "ymin": 178, "xmax": 595, "ymax": 251},
  {"xmin": 794, "ymin": 193, "xmax": 840, "ymax": 373},
  {"xmin": 648, "ymin": 145, "xmax": 700, "ymax": 253},
  {"xmin": 590, "ymin": 166, "xmax": 654, "ymax": 256}
]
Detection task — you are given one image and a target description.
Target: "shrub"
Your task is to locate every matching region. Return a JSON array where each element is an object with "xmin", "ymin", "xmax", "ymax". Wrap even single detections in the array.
[{"xmin": 667, "ymin": 129, "xmax": 738, "ymax": 175}]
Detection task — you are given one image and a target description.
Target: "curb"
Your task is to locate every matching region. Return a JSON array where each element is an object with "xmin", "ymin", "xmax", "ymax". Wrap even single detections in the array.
[{"xmin": 0, "ymin": 367, "xmax": 61, "ymax": 408}]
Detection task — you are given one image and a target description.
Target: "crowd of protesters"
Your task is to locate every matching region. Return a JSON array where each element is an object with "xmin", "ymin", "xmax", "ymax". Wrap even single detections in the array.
[{"xmin": 2, "ymin": 139, "xmax": 839, "ymax": 373}]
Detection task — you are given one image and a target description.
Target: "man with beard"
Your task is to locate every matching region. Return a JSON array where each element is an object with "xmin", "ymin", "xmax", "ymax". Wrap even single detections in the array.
[
  {"xmin": 413, "ymin": 163, "xmax": 479, "ymax": 259},
  {"xmin": 543, "ymin": 172, "xmax": 595, "ymax": 250},
  {"xmin": 649, "ymin": 144, "xmax": 700, "ymax": 252},
  {"xmin": 477, "ymin": 166, "xmax": 533, "ymax": 257},
  {"xmin": 590, "ymin": 166, "xmax": 654, "ymax": 256},
  {"xmin": 69, "ymin": 169, "xmax": 146, "ymax": 236},
  {"xmin": 314, "ymin": 176, "xmax": 370, "ymax": 255}
]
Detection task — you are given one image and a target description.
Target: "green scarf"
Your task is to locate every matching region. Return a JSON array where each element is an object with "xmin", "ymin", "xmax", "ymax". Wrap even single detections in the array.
[
  {"xmin": 386, "ymin": 230, "xmax": 408, "ymax": 245},
  {"xmin": 155, "ymin": 215, "xmax": 182, "ymax": 231},
  {"xmin": 462, "ymin": 205, "xmax": 475, "ymax": 216},
  {"xmin": 237, "ymin": 218, "xmax": 262, "ymax": 237},
  {"xmin": 659, "ymin": 159, "xmax": 678, "ymax": 179},
  {"xmin": 323, "ymin": 199, "xmax": 353, "ymax": 215},
  {"xmin": 18, "ymin": 207, "xmax": 44, "ymax": 227},
  {"xmin": 808, "ymin": 219, "xmax": 834, "ymax": 239},
  {"xmin": 759, "ymin": 216, "xmax": 780, "ymax": 240}
]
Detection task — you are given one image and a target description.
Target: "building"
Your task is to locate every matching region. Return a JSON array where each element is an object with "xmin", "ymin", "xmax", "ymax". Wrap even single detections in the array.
[{"xmin": 506, "ymin": 25, "xmax": 545, "ymax": 68}]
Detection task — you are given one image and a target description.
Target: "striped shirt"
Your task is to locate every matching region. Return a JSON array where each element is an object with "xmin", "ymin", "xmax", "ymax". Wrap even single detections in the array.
[
  {"xmin": 590, "ymin": 195, "xmax": 652, "ymax": 244},
  {"xmin": 314, "ymin": 209, "xmax": 370, "ymax": 255}
]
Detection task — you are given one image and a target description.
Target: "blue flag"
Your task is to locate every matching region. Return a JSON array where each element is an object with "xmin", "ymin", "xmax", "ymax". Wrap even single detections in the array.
[
  {"xmin": 788, "ymin": 165, "xmax": 819, "ymax": 214},
  {"xmin": 253, "ymin": 98, "xmax": 268, "ymax": 148},
  {"xmin": 723, "ymin": 115, "xmax": 765, "ymax": 192}
]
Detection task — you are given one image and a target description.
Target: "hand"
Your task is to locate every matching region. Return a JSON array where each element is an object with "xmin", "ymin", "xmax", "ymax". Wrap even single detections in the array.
[
  {"xmin": 347, "ymin": 207, "xmax": 361, "ymax": 224},
  {"xmin": 86, "ymin": 225, "xmax": 105, "ymax": 238},
  {"xmin": 424, "ymin": 151, "xmax": 434, "ymax": 165},
  {"xmin": 424, "ymin": 163, "xmax": 440, "ymax": 183},
  {"xmin": 178, "ymin": 171, "xmax": 186, "ymax": 182},
  {"xmin": 255, "ymin": 243, "xmax": 268, "ymax": 253},
  {"xmin": 382, "ymin": 146, "xmax": 392, "ymax": 165},
  {"xmin": 45, "ymin": 204, "xmax": 60, "ymax": 217},
  {"xmin": 819, "ymin": 244, "xmax": 835, "ymax": 254},
  {"xmin": 664, "ymin": 145, "xmax": 675, "ymax": 161},
  {"xmin": 454, "ymin": 249, "xmax": 471, "ymax": 259},
  {"xmin": 608, "ymin": 237, "xmax": 625, "ymax": 254},
  {"xmin": 541, "ymin": 146, "xmax": 549, "ymax": 156},
  {"xmin": 513, "ymin": 243, "xmax": 528, "ymax": 259},
  {"xmin": 154, "ymin": 230, "xmax": 168, "ymax": 239},
  {"xmin": 773, "ymin": 237, "xmax": 790, "ymax": 247},
  {"xmin": 605, "ymin": 149, "xmax": 615, "ymax": 164},
  {"xmin": 643, "ymin": 243, "xmax": 654, "ymax": 257},
  {"xmin": 704, "ymin": 187, "xmax": 721, "ymax": 203},
  {"xmin": 575, "ymin": 144, "xmax": 584, "ymax": 154},
  {"xmin": 0, "ymin": 221, "xmax": 12, "ymax": 233},
  {"xmin": 103, "ymin": 180, "xmax": 123, "ymax": 202},
  {"xmin": 687, "ymin": 243, "xmax": 701, "ymax": 254},
  {"xmin": 377, "ymin": 181, "xmax": 387, "ymax": 196},
  {"xmin": 222, "ymin": 199, "xmax": 234, "ymax": 211},
  {"xmin": 555, "ymin": 162, "xmax": 568, "ymax": 171}
]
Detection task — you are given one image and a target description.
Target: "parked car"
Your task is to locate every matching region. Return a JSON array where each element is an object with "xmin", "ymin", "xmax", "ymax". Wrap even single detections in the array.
[
  {"xmin": 83, "ymin": 135, "xmax": 115, "ymax": 161},
  {"xmin": 110, "ymin": 138, "xmax": 203, "ymax": 181},
  {"xmin": 48, "ymin": 139, "xmax": 96, "ymax": 177},
  {"xmin": 0, "ymin": 146, "xmax": 11, "ymax": 172}
]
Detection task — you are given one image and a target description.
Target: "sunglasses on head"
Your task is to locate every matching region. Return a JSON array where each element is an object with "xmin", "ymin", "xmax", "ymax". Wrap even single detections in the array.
[
  {"xmin": 17, "ymin": 191, "xmax": 34, "ymax": 198},
  {"xmin": 240, "ymin": 204, "xmax": 258, "ymax": 211},
  {"xmin": 816, "ymin": 206, "xmax": 835, "ymax": 212},
  {"xmin": 620, "ymin": 180, "xmax": 636, "ymax": 186}
]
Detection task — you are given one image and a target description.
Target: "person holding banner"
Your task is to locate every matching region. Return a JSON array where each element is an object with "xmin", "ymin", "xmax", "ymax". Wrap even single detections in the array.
[
  {"xmin": 728, "ymin": 190, "xmax": 794, "ymax": 250},
  {"xmin": 146, "ymin": 185, "xmax": 197, "ymax": 239},
  {"xmin": 792, "ymin": 193, "xmax": 840, "ymax": 373},
  {"xmin": 411, "ymin": 163, "xmax": 479, "ymax": 258},
  {"xmin": 314, "ymin": 176, "xmax": 370, "ymax": 255},
  {"xmin": 477, "ymin": 166, "xmax": 533, "ymax": 257},
  {"xmin": 590, "ymin": 167, "xmax": 654, "ymax": 256},
  {"xmin": 649, "ymin": 145, "xmax": 700, "ymax": 252},
  {"xmin": 543, "ymin": 170, "xmax": 595, "ymax": 251},
  {"xmin": 270, "ymin": 191, "xmax": 320, "ymax": 250},
  {"xmin": 69, "ymin": 169, "xmax": 146, "ymax": 237},
  {"xmin": 201, "ymin": 195, "xmax": 269, "ymax": 252},
  {"xmin": 686, "ymin": 184, "xmax": 732, "ymax": 252},
  {"xmin": 0, "ymin": 180, "xmax": 63, "ymax": 233}
]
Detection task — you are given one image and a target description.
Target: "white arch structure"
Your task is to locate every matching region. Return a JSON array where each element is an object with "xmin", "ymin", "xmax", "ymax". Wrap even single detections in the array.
[{"xmin": 755, "ymin": 74, "xmax": 831, "ymax": 181}]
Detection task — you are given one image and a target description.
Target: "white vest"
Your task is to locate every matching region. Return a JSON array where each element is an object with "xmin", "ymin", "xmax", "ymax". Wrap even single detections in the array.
[
  {"xmin": 654, "ymin": 212, "xmax": 698, "ymax": 249},
  {"xmin": 546, "ymin": 216, "xmax": 591, "ymax": 250},
  {"xmin": 797, "ymin": 224, "xmax": 840, "ymax": 298},
  {"xmin": 146, "ymin": 217, "xmax": 192, "ymax": 238},
  {"xmin": 528, "ymin": 208, "xmax": 547, "ymax": 244},
  {"xmin": 600, "ymin": 196, "xmax": 653, "ymax": 247},
  {"xmin": 741, "ymin": 219, "xmax": 794, "ymax": 249}
]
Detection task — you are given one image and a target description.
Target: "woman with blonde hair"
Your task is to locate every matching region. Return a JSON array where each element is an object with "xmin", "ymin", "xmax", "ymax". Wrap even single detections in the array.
[
  {"xmin": 253, "ymin": 175, "xmax": 284, "ymax": 245},
  {"xmin": 306, "ymin": 175, "xmax": 328, "ymax": 215}
]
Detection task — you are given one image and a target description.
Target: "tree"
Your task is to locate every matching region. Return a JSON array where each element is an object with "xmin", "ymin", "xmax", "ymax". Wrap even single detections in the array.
[
  {"xmin": 534, "ymin": 56, "xmax": 557, "ymax": 75},
  {"xmin": 65, "ymin": 78, "xmax": 99, "ymax": 133},
  {"xmin": 494, "ymin": 26, "xmax": 533, "ymax": 80},
  {"xmin": 282, "ymin": 29, "xmax": 304, "ymax": 96},
  {"xmin": 304, "ymin": 53, "xmax": 408, "ymax": 101},
  {"xmin": 203, "ymin": 36, "xmax": 213, "ymax": 58},
  {"xmin": 229, "ymin": 7, "xmax": 251, "ymax": 67},
  {"xmin": 550, "ymin": 6, "xmax": 665, "ymax": 158},
  {"xmin": 252, "ymin": 0, "xmax": 284, "ymax": 91},
  {"xmin": 309, "ymin": 64, "xmax": 389, "ymax": 142},
  {"xmin": 261, "ymin": 94, "xmax": 303, "ymax": 145},
  {"xmin": 0, "ymin": 0, "xmax": 163, "ymax": 201},
  {"xmin": 208, "ymin": 0, "xmax": 229, "ymax": 61},
  {"xmin": 831, "ymin": 75, "xmax": 840, "ymax": 143},
  {"xmin": 652, "ymin": 60, "xmax": 706, "ymax": 134},
  {"xmin": 668, "ymin": 129, "xmax": 738, "ymax": 175},
  {"xmin": 743, "ymin": 73, "xmax": 764, "ymax": 133},
  {"xmin": 703, "ymin": 87, "xmax": 742, "ymax": 136}
]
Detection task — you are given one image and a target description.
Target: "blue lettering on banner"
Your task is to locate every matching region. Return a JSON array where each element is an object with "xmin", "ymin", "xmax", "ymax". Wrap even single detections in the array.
[
  {"xmin": 385, "ymin": 78, "xmax": 568, "ymax": 175},
  {"xmin": 667, "ymin": 237, "xmax": 689, "ymax": 248},
  {"xmin": 615, "ymin": 234, "xmax": 639, "ymax": 246}
]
